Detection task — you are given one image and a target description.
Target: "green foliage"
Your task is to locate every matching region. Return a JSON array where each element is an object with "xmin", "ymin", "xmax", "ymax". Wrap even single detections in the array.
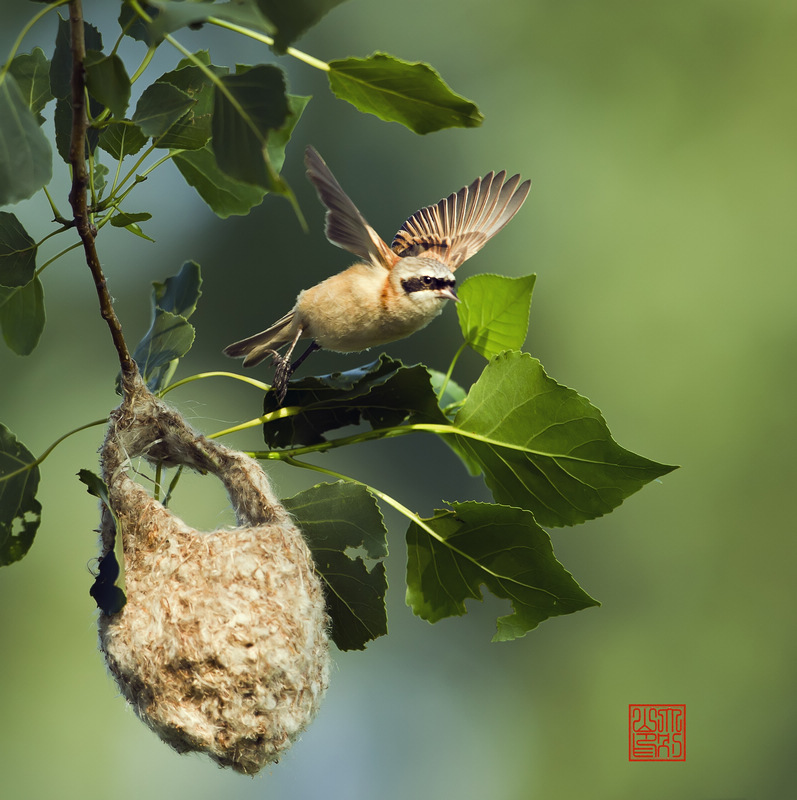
[
  {"xmin": 126, "ymin": 261, "xmax": 203, "ymax": 392},
  {"xmin": 457, "ymin": 273, "xmax": 535, "ymax": 359},
  {"xmin": 0, "ymin": 73, "xmax": 52, "ymax": 205},
  {"xmin": 0, "ymin": 278, "xmax": 45, "ymax": 356},
  {"xmin": 284, "ymin": 481, "xmax": 388, "ymax": 651},
  {"xmin": 328, "ymin": 53, "xmax": 485, "ymax": 134},
  {"xmin": 262, "ymin": 355, "xmax": 445, "ymax": 448},
  {"xmin": 406, "ymin": 502, "xmax": 599, "ymax": 641},
  {"xmin": 7, "ymin": 47, "xmax": 53, "ymax": 125},
  {"xmin": 453, "ymin": 352, "xmax": 676, "ymax": 527},
  {"xmin": 0, "ymin": 425, "xmax": 41, "ymax": 567},
  {"xmin": 0, "ymin": 0, "xmax": 676, "ymax": 648}
]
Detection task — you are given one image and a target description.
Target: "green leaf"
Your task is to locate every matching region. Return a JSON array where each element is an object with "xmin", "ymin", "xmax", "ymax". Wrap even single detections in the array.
[
  {"xmin": 144, "ymin": 0, "xmax": 275, "ymax": 43},
  {"xmin": 153, "ymin": 259, "xmax": 202, "ymax": 318},
  {"xmin": 427, "ymin": 369, "xmax": 481, "ymax": 476},
  {"xmin": 92, "ymin": 162, "xmax": 109, "ymax": 199},
  {"xmin": 406, "ymin": 501, "xmax": 599, "ymax": 641},
  {"xmin": 98, "ymin": 121, "xmax": 148, "ymax": 159},
  {"xmin": 173, "ymin": 143, "xmax": 266, "ymax": 218},
  {"xmin": 54, "ymin": 95, "xmax": 102, "ymax": 163},
  {"xmin": 118, "ymin": 2, "xmax": 154, "ymax": 45},
  {"xmin": 85, "ymin": 51, "xmax": 131, "ymax": 119},
  {"xmin": 0, "ymin": 424, "xmax": 41, "ymax": 567},
  {"xmin": 0, "ymin": 213, "xmax": 37, "ymax": 288},
  {"xmin": 0, "ymin": 277, "xmax": 45, "ymax": 355},
  {"xmin": 110, "ymin": 212, "xmax": 152, "ymax": 227},
  {"xmin": 262, "ymin": 355, "xmax": 447, "ymax": 448},
  {"xmin": 173, "ymin": 94, "xmax": 309, "ymax": 217},
  {"xmin": 328, "ymin": 53, "xmax": 484, "ymax": 135},
  {"xmin": 284, "ymin": 481, "xmax": 388, "ymax": 651},
  {"xmin": 452, "ymin": 352, "xmax": 678, "ymax": 527},
  {"xmin": 132, "ymin": 81, "xmax": 195, "ymax": 138},
  {"xmin": 457, "ymin": 273, "xmax": 535, "ymax": 359},
  {"xmin": 8, "ymin": 48, "xmax": 54, "ymax": 124},
  {"xmin": 256, "ymin": 0, "xmax": 348, "ymax": 52},
  {"xmin": 50, "ymin": 16, "xmax": 103, "ymax": 100},
  {"xmin": 211, "ymin": 64, "xmax": 289, "ymax": 190},
  {"xmin": 126, "ymin": 261, "xmax": 203, "ymax": 393},
  {"xmin": 153, "ymin": 56, "xmax": 228, "ymax": 151},
  {"xmin": 0, "ymin": 74, "xmax": 53, "ymax": 205}
]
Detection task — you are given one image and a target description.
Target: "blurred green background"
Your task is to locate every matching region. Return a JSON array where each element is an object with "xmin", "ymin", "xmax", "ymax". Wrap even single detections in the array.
[{"xmin": 2, "ymin": 1, "xmax": 796, "ymax": 798}]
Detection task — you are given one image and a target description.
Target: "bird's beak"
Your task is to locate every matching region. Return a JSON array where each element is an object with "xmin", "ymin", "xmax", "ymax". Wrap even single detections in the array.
[{"xmin": 436, "ymin": 286, "xmax": 460, "ymax": 303}]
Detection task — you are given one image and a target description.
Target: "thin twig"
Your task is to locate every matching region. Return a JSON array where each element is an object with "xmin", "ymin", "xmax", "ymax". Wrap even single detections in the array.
[{"xmin": 67, "ymin": 0, "xmax": 135, "ymax": 378}]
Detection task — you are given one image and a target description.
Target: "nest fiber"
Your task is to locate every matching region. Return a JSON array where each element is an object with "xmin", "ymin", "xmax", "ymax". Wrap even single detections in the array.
[{"xmin": 98, "ymin": 375, "xmax": 330, "ymax": 774}]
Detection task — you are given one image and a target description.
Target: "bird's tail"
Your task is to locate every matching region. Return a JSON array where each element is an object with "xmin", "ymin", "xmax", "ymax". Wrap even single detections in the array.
[{"xmin": 223, "ymin": 312, "xmax": 297, "ymax": 367}]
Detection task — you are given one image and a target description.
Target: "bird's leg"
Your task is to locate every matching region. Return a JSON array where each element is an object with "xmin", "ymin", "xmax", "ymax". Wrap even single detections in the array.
[
  {"xmin": 271, "ymin": 329, "xmax": 319, "ymax": 404},
  {"xmin": 290, "ymin": 340, "xmax": 321, "ymax": 372}
]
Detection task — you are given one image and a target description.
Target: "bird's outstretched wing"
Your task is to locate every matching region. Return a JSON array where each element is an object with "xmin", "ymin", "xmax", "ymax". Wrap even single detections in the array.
[
  {"xmin": 305, "ymin": 146, "xmax": 396, "ymax": 270},
  {"xmin": 391, "ymin": 171, "xmax": 531, "ymax": 270}
]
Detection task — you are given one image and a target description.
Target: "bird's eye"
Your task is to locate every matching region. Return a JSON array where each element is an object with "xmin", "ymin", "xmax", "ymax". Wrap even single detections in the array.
[{"xmin": 422, "ymin": 275, "xmax": 433, "ymax": 285}]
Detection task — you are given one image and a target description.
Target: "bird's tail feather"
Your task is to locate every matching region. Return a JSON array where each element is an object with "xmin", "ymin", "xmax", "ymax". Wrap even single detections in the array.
[{"xmin": 223, "ymin": 312, "xmax": 296, "ymax": 367}]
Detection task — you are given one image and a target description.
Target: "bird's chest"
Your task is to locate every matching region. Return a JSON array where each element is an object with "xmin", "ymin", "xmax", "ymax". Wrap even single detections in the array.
[{"xmin": 295, "ymin": 268, "xmax": 441, "ymax": 352}]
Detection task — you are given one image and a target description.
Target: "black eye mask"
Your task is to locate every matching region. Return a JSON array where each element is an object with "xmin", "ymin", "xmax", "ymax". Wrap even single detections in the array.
[{"xmin": 401, "ymin": 276, "xmax": 456, "ymax": 294}]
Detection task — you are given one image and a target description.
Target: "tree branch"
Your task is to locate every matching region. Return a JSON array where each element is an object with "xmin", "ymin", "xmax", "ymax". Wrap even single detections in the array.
[{"xmin": 67, "ymin": 0, "xmax": 136, "ymax": 378}]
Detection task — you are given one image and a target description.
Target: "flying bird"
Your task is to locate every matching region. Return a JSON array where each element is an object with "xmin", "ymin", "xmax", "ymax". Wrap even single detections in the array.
[{"xmin": 224, "ymin": 146, "xmax": 530, "ymax": 402}]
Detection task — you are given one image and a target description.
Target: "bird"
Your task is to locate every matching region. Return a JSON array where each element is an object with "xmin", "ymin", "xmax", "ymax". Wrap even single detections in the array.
[{"xmin": 223, "ymin": 146, "xmax": 531, "ymax": 402}]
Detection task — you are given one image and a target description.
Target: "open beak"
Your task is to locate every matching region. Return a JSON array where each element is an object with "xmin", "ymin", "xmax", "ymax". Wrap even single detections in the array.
[{"xmin": 436, "ymin": 286, "xmax": 460, "ymax": 303}]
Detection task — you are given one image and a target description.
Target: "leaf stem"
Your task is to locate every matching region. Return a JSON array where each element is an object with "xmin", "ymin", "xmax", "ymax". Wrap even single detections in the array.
[
  {"xmin": 0, "ymin": 418, "xmax": 107, "ymax": 485},
  {"xmin": 437, "ymin": 340, "xmax": 466, "ymax": 401},
  {"xmin": 159, "ymin": 370, "xmax": 273, "ymax": 395},
  {"xmin": 67, "ymin": 0, "xmax": 135, "ymax": 378},
  {"xmin": 206, "ymin": 17, "xmax": 331, "ymax": 72}
]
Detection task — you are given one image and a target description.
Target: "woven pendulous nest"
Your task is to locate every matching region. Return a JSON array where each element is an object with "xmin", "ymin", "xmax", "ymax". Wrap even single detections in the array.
[{"xmin": 97, "ymin": 374, "xmax": 330, "ymax": 774}]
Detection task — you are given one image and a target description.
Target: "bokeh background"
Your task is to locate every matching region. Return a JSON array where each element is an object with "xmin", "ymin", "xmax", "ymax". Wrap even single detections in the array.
[{"xmin": 2, "ymin": 1, "xmax": 796, "ymax": 798}]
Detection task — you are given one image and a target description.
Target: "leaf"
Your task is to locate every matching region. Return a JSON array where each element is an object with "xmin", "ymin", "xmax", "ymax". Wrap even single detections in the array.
[
  {"xmin": 284, "ymin": 481, "xmax": 388, "ymax": 651},
  {"xmin": 173, "ymin": 94, "xmax": 309, "ymax": 217},
  {"xmin": 153, "ymin": 56, "xmax": 228, "ymax": 151},
  {"xmin": 0, "ymin": 277, "xmax": 45, "ymax": 355},
  {"xmin": 153, "ymin": 259, "xmax": 202, "ymax": 318},
  {"xmin": 110, "ymin": 212, "xmax": 152, "ymax": 227},
  {"xmin": 173, "ymin": 143, "xmax": 267, "ymax": 218},
  {"xmin": 92, "ymin": 162, "xmax": 109, "ymax": 199},
  {"xmin": 256, "ymin": 0, "xmax": 348, "ymax": 52},
  {"xmin": 0, "ymin": 74, "xmax": 53, "ymax": 205},
  {"xmin": 54, "ymin": 95, "xmax": 102, "ymax": 163},
  {"xmin": 452, "ymin": 352, "xmax": 678, "ymax": 527},
  {"xmin": 0, "ymin": 213, "xmax": 37, "ymax": 288},
  {"xmin": 457, "ymin": 273, "xmax": 536, "ymax": 359},
  {"xmin": 427, "ymin": 369, "xmax": 481, "ymax": 476},
  {"xmin": 0, "ymin": 424, "xmax": 41, "ymax": 567},
  {"xmin": 98, "ymin": 121, "xmax": 148, "ymax": 159},
  {"xmin": 328, "ymin": 53, "xmax": 484, "ymax": 134},
  {"xmin": 406, "ymin": 501, "xmax": 599, "ymax": 641},
  {"xmin": 143, "ymin": 0, "xmax": 275, "ymax": 43},
  {"xmin": 85, "ymin": 51, "xmax": 131, "ymax": 119},
  {"xmin": 262, "ymin": 355, "xmax": 447, "ymax": 448},
  {"xmin": 50, "ymin": 16, "xmax": 103, "ymax": 100},
  {"xmin": 8, "ymin": 47, "xmax": 54, "ymax": 124},
  {"xmin": 118, "ymin": 2, "xmax": 154, "ymax": 44},
  {"xmin": 132, "ymin": 81, "xmax": 196, "ymax": 139},
  {"xmin": 126, "ymin": 261, "xmax": 203, "ymax": 392},
  {"xmin": 211, "ymin": 64, "xmax": 289, "ymax": 190}
]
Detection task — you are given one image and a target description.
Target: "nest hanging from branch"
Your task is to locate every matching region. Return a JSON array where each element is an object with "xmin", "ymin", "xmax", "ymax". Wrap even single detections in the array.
[{"xmin": 97, "ymin": 374, "xmax": 330, "ymax": 774}]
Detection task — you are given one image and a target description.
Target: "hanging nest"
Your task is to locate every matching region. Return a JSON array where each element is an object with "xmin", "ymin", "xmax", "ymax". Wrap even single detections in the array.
[{"xmin": 96, "ymin": 374, "xmax": 330, "ymax": 774}]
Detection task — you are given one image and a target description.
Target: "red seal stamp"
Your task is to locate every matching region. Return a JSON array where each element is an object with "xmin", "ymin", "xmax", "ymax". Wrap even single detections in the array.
[{"xmin": 628, "ymin": 704, "xmax": 686, "ymax": 761}]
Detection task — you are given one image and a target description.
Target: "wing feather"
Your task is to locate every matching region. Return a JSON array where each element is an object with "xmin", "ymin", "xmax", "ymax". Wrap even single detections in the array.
[
  {"xmin": 305, "ymin": 146, "xmax": 395, "ymax": 270},
  {"xmin": 392, "ymin": 169, "xmax": 530, "ymax": 269}
]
